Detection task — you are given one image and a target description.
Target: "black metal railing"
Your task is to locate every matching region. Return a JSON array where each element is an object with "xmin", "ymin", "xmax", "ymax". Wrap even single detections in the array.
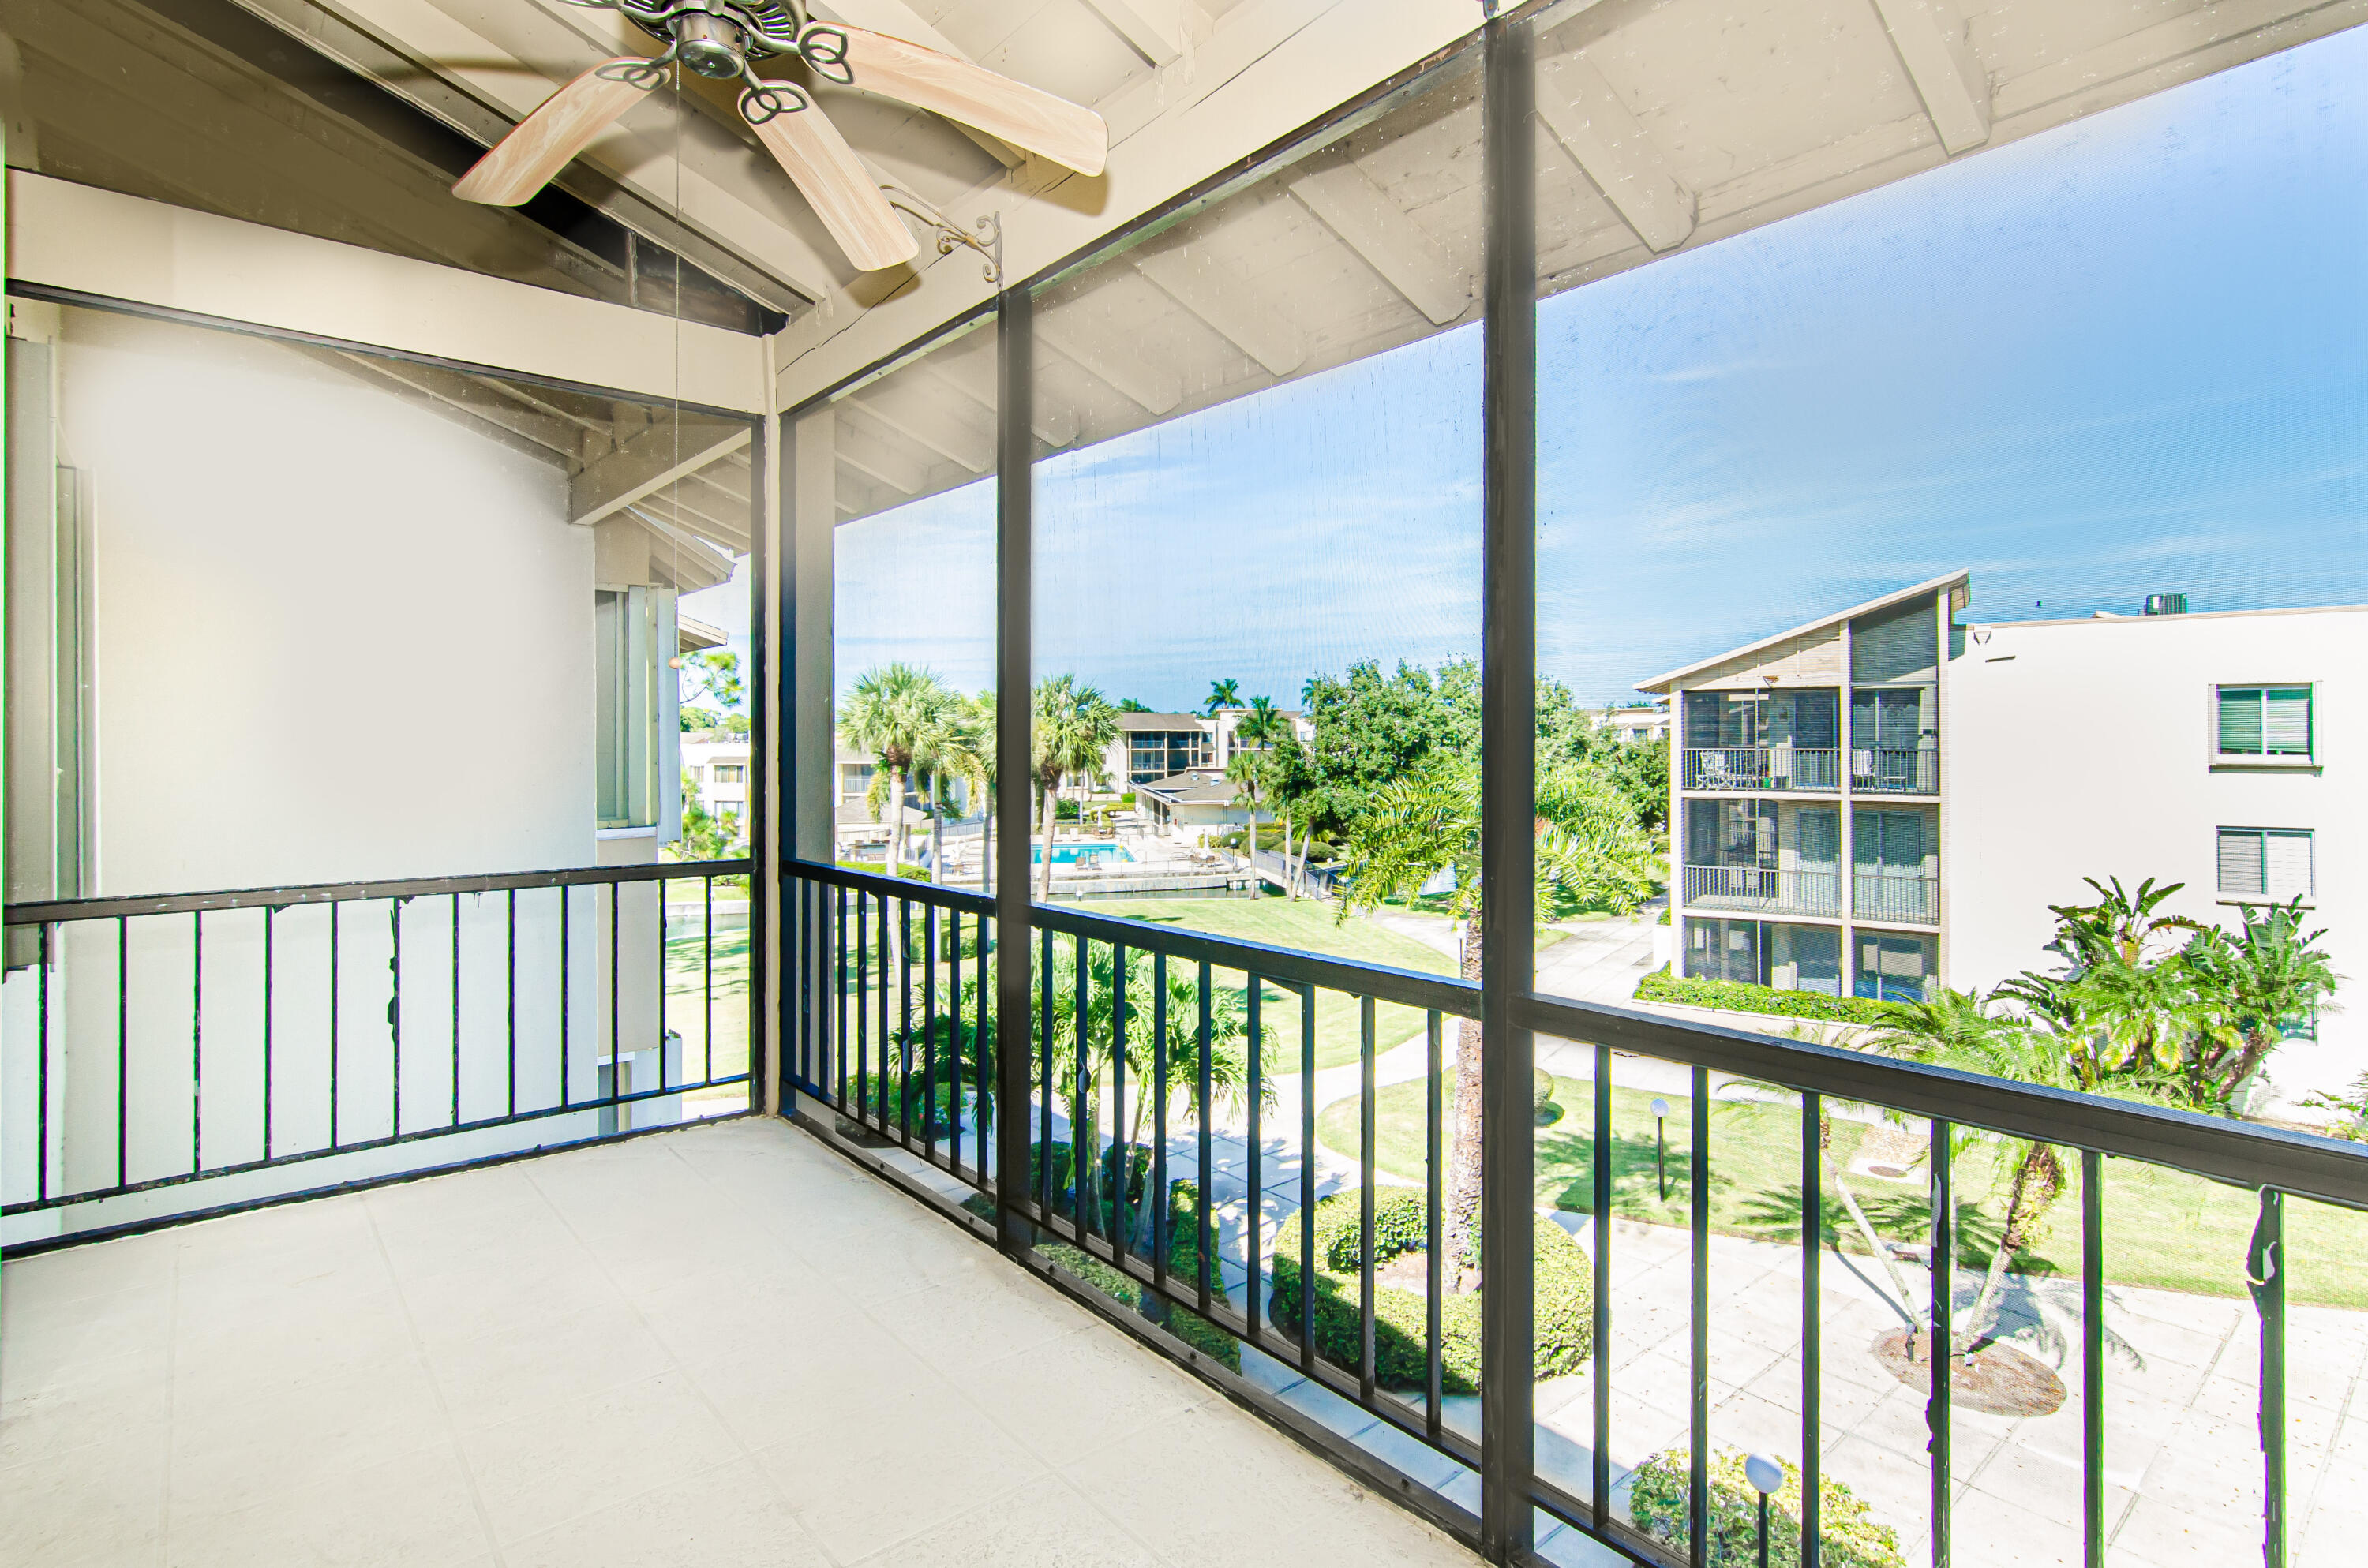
[
  {"xmin": 780, "ymin": 859, "xmax": 2368, "ymax": 1568},
  {"xmin": 1, "ymin": 859, "xmax": 752, "ymax": 1248},
  {"xmin": 781, "ymin": 859, "xmax": 1486, "ymax": 1469}
]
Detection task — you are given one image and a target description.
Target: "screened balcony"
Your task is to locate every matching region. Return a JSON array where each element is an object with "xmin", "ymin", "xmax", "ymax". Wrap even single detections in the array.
[{"xmin": 8, "ymin": 2, "xmax": 2368, "ymax": 1568}]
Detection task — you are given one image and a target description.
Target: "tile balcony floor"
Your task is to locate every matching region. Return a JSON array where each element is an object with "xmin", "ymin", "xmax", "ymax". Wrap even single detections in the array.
[{"xmin": 0, "ymin": 1117, "xmax": 1484, "ymax": 1568}]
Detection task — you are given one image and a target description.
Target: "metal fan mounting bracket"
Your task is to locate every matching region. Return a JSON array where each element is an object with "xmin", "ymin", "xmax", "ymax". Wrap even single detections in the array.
[{"xmin": 882, "ymin": 186, "xmax": 1002, "ymax": 284}]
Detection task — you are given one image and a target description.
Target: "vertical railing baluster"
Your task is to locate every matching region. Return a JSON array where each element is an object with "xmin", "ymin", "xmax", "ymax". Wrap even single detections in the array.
[
  {"xmin": 1197, "ymin": 960, "xmax": 1214, "ymax": 1314},
  {"xmin": 1426, "ymin": 1009, "xmax": 1444, "ymax": 1442},
  {"xmin": 192, "ymin": 911, "xmax": 204, "ymax": 1175},
  {"xmin": 924, "ymin": 904, "xmax": 939, "ymax": 1166},
  {"xmin": 1358, "ymin": 994, "xmax": 1377, "ymax": 1405},
  {"xmin": 1039, "ymin": 925, "xmax": 1055, "ymax": 1220},
  {"xmin": 451, "ymin": 893, "xmax": 462, "ymax": 1128},
  {"xmin": 36, "ymin": 923, "xmax": 51, "ymax": 1202},
  {"xmin": 1298, "ymin": 982, "xmax": 1317, "ymax": 1373},
  {"xmin": 118, "ymin": 916, "xmax": 129, "ymax": 1190},
  {"xmin": 1803, "ymin": 1089, "xmax": 1823, "ymax": 1568},
  {"xmin": 2251, "ymin": 1187, "xmax": 2288, "ymax": 1568},
  {"xmin": 1073, "ymin": 933, "xmax": 1092, "ymax": 1236},
  {"xmin": 2082, "ymin": 1148, "xmax": 2104, "ymax": 1568},
  {"xmin": 1593, "ymin": 1042, "xmax": 1612, "ymax": 1526},
  {"xmin": 558, "ymin": 888, "xmax": 570, "ymax": 1111},
  {"xmin": 1691, "ymin": 1065, "xmax": 1710, "ymax": 1568},
  {"xmin": 950, "ymin": 908, "xmax": 965, "ymax": 1178},
  {"xmin": 1152, "ymin": 949, "xmax": 1169, "ymax": 1287},
  {"xmin": 900, "ymin": 899, "xmax": 916, "ymax": 1151},
  {"xmin": 977, "ymin": 913, "xmax": 994, "ymax": 1192},
  {"xmin": 1112, "ymin": 943, "xmax": 1130, "ymax": 1267},
  {"xmin": 608, "ymin": 882, "xmax": 620, "ymax": 1111},
  {"xmin": 703, "ymin": 876, "xmax": 715, "ymax": 1087},
  {"xmin": 329, "ymin": 902, "xmax": 342, "ymax": 1149},
  {"xmin": 262, "ymin": 907, "xmax": 275, "ymax": 1162},
  {"xmin": 507, "ymin": 889, "xmax": 518, "ymax": 1119},
  {"xmin": 1246, "ymin": 975, "xmax": 1262, "ymax": 1350},
  {"xmin": 1930, "ymin": 1118, "xmax": 1954, "ymax": 1568},
  {"xmin": 660, "ymin": 879, "xmax": 672, "ymax": 1098},
  {"xmin": 876, "ymin": 893, "xmax": 890, "ymax": 1133},
  {"xmin": 848, "ymin": 890, "xmax": 857, "ymax": 1113},
  {"xmin": 856, "ymin": 889, "xmax": 870, "ymax": 1124}
]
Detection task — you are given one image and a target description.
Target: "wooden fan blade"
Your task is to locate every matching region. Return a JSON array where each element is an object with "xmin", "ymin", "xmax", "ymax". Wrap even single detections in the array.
[
  {"xmin": 832, "ymin": 26, "xmax": 1107, "ymax": 177},
  {"xmin": 744, "ymin": 99, "xmax": 918, "ymax": 272},
  {"xmin": 454, "ymin": 58, "xmax": 656, "ymax": 205}
]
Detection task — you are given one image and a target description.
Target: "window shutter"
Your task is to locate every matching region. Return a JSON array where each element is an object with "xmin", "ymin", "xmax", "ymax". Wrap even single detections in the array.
[
  {"xmin": 2218, "ymin": 829, "xmax": 2265, "ymax": 896},
  {"xmin": 2265, "ymin": 688, "xmax": 2312, "ymax": 755},
  {"xmin": 2266, "ymin": 830, "xmax": 2314, "ymax": 899},
  {"xmin": 2218, "ymin": 688, "xmax": 2263, "ymax": 754}
]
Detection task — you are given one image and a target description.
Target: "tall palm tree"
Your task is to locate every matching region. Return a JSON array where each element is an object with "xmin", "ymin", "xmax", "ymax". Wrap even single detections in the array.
[
  {"xmin": 912, "ymin": 709, "xmax": 986, "ymax": 887},
  {"xmin": 961, "ymin": 690, "xmax": 997, "ymax": 891},
  {"xmin": 1226, "ymin": 747, "xmax": 1275, "ymax": 869},
  {"xmin": 1032, "ymin": 675, "xmax": 1120, "ymax": 900},
  {"xmin": 1205, "ymin": 678, "xmax": 1241, "ymax": 716},
  {"xmin": 838, "ymin": 664, "xmax": 954, "ymax": 873},
  {"xmin": 1336, "ymin": 756, "xmax": 1655, "ymax": 1267},
  {"xmin": 1235, "ymin": 694, "xmax": 1288, "ymax": 749}
]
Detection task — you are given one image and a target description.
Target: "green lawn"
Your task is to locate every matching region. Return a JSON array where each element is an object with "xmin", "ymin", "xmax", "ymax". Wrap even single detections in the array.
[
  {"xmin": 1318, "ymin": 1075, "xmax": 2368, "ymax": 1308},
  {"xmin": 665, "ymin": 919, "xmax": 751, "ymax": 1090},
  {"xmin": 1063, "ymin": 897, "xmax": 1460, "ymax": 1072}
]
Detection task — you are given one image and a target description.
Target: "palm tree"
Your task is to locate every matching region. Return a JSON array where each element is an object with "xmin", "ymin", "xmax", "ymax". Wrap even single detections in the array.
[
  {"xmin": 912, "ymin": 709, "xmax": 986, "ymax": 887},
  {"xmin": 1032, "ymin": 675, "xmax": 1120, "ymax": 900},
  {"xmin": 961, "ymin": 691, "xmax": 997, "ymax": 891},
  {"xmin": 838, "ymin": 664, "xmax": 954, "ymax": 873},
  {"xmin": 1336, "ymin": 755, "xmax": 1655, "ymax": 1267},
  {"xmin": 1205, "ymin": 678, "xmax": 1241, "ymax": 716},
  {"xmin": 1226, "ymin": 747, "xmax": 1273, "ymax": 870}
]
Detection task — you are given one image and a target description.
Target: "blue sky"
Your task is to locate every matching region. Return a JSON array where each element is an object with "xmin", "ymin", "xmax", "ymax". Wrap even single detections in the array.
[{"xmin": 830, "ymin": 27, "xmax": 2367, "ymax": 713}]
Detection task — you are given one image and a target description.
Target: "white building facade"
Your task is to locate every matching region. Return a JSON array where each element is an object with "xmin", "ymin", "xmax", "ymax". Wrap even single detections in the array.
[{"xmin": 1645, "ymin": 575, "xmax": 2362, "ymax": 1110}]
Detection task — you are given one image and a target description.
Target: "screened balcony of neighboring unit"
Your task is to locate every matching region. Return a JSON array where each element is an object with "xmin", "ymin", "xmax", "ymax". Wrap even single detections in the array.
[
  {"xmin": 1680, "ymin": 799, "xmax": 1842, "ymax": 916},
  {"xmin": 1679, "ymin": 687, "xmax": 1839, "ymax": 791},
  {"xmin": 1853, "ymin": 806, "xmax": 1940, "ymax": 926},
  {"xmin": 1849, "ymin": 596, "xmax": 1942, "ymax": 795}
]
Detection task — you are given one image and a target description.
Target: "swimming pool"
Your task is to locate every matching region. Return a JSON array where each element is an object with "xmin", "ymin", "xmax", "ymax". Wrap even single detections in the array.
[{"xmin": 1033, "ymin": 841, "xmax": 1135, "ymax": 866}]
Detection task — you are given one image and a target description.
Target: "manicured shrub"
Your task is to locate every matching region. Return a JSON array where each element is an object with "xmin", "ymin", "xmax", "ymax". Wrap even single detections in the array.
[
  {"xmin": 1635, "ymin": 968, "xmax": 1902, "ymax": 1026},
  {"xmin": 1626, "ymin": 1448, "xmax": 1904, "ymax": 1568},
  {"xmin": 1268, "ymin": 1192, "xmax": 1592, "ymax": 1393}
]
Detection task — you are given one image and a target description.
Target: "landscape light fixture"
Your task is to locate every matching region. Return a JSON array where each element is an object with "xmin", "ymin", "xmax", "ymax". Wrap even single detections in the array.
[
  {"xmin": 1650, "ymin": 1096, "xmax": 1671, "ymax": 1203},
  {"xmin": 1744, "ymin": 1453, "xmax": 1785, "ymax": 1568}
]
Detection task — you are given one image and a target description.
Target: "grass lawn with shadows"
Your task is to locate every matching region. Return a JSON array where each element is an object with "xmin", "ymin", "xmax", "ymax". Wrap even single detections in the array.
[{"xmin": 1318, "ymin": 1075, "xmax": 2368, "ymax": 1308}]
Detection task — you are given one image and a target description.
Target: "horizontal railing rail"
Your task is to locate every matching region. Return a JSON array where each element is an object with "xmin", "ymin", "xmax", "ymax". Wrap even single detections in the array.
[
  {"xmin": 1852, "ymin": 869, "xmax": 1939, "ymax": 923},
  {"xmin": 1516, "ymin": 990, "xmax": 2368, "ymax": 1211},
  {"xmin": 2, "ymin": 859, "xmax": 755, "ymax": 1244},
  {"xmin": 1851, "ymin": 744, "xmax": 1939, "ymax": 794},
  {"xmin": 1680, "ymin": 746, "xmax": 1842, "ymax": 791},
  {"xmin": 1680, "ymin": 864, "xmax": 1842, "ymax": 917}
]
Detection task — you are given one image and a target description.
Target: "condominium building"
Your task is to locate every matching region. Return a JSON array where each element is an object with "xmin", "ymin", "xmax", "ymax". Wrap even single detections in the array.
[{"xmin": 1645, "ymin": 575, "xmax": 2362, "ymax": 1107}]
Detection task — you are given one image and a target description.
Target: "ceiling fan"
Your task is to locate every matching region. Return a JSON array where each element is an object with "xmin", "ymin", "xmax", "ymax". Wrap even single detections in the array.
[{"xmin": 451, "ymin": 1, "xmax": 1107, "ymax": 273}]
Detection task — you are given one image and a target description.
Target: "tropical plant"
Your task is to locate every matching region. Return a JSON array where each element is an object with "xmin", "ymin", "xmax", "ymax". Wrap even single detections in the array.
[
  {"xmin": 910, "ymin": 702, "xmax": 987, "ymax": 887},
  {"xmin": 2298, "ymin": 1072, "xmax": 2368, "ymax": 1141},
  {"xmin": 961, "ymin": 690, "xmax": 997, "ymax": 891},
  {"xmin": 1628, "ymin": 1447, "xmax": 1904, "ymax": 1568},
  {"xmin": 838, "ymin": 664, "xmax": 956, "ymax": 874},
  {"xmin": 1334, "ymin": 754, "xmax": 1655, "ymax": 1265},
  {"xmin": 1235, "ymin": 694, "xmax": 1289, "ymax": 749},
  {"xmin": 2182, "ymin": 899, "xmax": 2340, "ymax": 1111},
  {"xmin": 1031, "ymin": 675, "xmax": 1120, "ymax": 899},
  {"xmin": 1226, "ymin": 746, "xmax": 1275, "ymax": 870},
  {"xmin": 1205, "ymin": 677, "xmax": 1241, "ymax": 715}
]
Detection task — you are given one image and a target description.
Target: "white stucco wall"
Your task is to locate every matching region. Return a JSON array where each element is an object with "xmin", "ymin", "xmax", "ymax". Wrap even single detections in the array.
[
  {"xmin": 1947, "ymin": 608, "xmax": 2364, "ymax": 1110},
  {"xmin": 2, "ymin": 305, "xmax": 619, "ymax": 1239}
]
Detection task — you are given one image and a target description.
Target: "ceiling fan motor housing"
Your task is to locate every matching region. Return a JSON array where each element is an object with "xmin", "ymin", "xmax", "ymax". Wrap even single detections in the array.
[{"xmin": 673, "ymin": 9, "xmax": 748, "ymax": 79}]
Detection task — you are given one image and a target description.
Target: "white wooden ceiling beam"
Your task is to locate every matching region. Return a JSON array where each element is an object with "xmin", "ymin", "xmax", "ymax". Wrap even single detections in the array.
[
  {"xmin": 1534, "ymin": 54, "xmax": 1695, "ymax": 254},
  {"xmin": 1079, "ymin": 0, "xmax": 1186, "ymax": 68},
  {"xmin": 330, "ymin": 351, "xmax": 579, "ymax": 454},
  {"xmin": 573, "ymin": 420, "xmax": 754, "ymax": 525},
  {"xmin": 1132, "ymin": 248, "xmax": 1303, "ymax": 378},
  {"xmin": 1284, "ymin": 155, "xmax": 1471, "ymax": 327},
  {"xmin": 919, "ymin": 357, "xmax": 1080, "ymax": 451},
  {"xmin": 847, "ymin": 388, "xmax": 995, "ymax": 473},
  {"xmin": 1037, "ymin": 320, "xmax": 1183, "ymax": 416},
  {"xmin": 1869, "ymin": 0, "xmax": 1992, "ymax": 155},
  {"xmin": 833, "ymin": 421, "xmax": 931, "ymax": 494}
]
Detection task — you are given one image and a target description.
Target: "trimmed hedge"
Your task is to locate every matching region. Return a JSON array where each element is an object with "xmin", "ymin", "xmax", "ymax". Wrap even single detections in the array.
[
  {"xmin": 1268, "ymin": 1192, "xmax": 1592, "ymax": 1393},
  {"xmin": 1628, "ymin": 1448, "xmax": 1903, "ymax": 1568},
  {"xmin": 1635, "ymin": 968, "xmax": 1902, "ymax": 1026}
]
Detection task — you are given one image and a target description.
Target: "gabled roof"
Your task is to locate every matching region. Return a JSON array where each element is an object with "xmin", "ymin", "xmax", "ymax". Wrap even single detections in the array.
[
  {"xmin": 1115, "ymin": 712, "xmax": 1214, "ymax": 732},
  {"xmin": 1635, "ymin": 571, "xmax": 1970, "ymax": 695},
  {"xmin": 1137, "ymin": 770, "xmax": 1239, "ymax": 804}
]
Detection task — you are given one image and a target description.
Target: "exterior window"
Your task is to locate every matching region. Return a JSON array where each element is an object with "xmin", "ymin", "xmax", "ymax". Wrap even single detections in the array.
[
  {"xmin": 841, "ymin": 763, "xmax": 875, "ymax": 800},
  {"xmin": 712, "ymin": 765, "xmax": 746, "ymax": 784},
  {"xmin": 2217, "ymin": 827, "xmax": 2314, "ymax": 900},
  {"xmin": 1855, "ymin": 931, "xmax": 1935, "ymax": 1002},
  {"xmin": 2216, "ymin": 686, "xmax": 2312, "ymax": 758},
  {"xmin": 1130, "ymin": 729, "xmax": 1210, "ymax": 784},
  {"xmin": 595, "ymin": 586, "xmax": 676, "ymax": 831}
]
